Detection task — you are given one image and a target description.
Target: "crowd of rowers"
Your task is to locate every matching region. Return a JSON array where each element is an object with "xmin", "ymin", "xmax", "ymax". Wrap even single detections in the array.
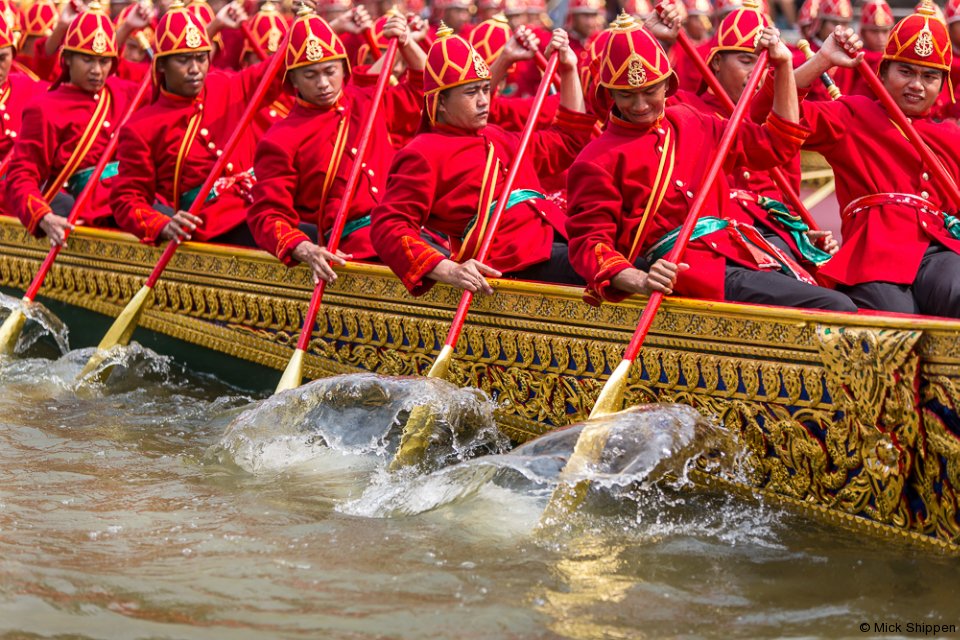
[{"xmin": 1, "ymin": 0, "xmax": 959, "ymax": 319}]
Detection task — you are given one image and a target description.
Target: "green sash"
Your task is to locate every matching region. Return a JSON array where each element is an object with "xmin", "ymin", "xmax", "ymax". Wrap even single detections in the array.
[
  {"xmin": 488, "ymin": 188, "xmax": 546, "ymax": 216},
  {"xmin": 645, "ymin": 216, "xmax": 728, "ymax": 263},
  {"xmin": 324, "ymin": 214, "xmax": 371, "ymax": 241},
  {"xmin": 757, "ymin": 195, "xmax": 833, "ymax": 266},
  {"xmin": 65, "ymin": 161, "xmax": 120, "ymax": 197},
  {"xmin": 179, "ymin": 168, "xmax": 255, "ymax": 211}
]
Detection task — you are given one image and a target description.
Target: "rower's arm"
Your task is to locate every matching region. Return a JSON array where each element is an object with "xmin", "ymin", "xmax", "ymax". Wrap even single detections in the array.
[
  {"xmin": 110, "ymin": 125, "xmax": 170, "ymax": 244},
  {"xmin": 247, "ymin": 137, "xmax": 311, "ymax": 266}
]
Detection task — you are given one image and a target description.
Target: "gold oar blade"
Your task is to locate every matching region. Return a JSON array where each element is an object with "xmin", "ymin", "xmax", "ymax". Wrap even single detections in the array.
[
  {"xmin": 78, "ymin": 285, "xmax": 152, "ymax": 379},
  {"xmin": 275, "ymin": 348, "xmax": 306, "ymax": 393},
  {"xmin": 588, "ymin": 358, "xmax": 632, "ymax": 420},
  {"xmin": 388, "ymin": 344, "xmax": 455, "ymax": 471},
  {"xmin": 0, "ymin": 307, "xmax": 27, "ymax": 356},
  {"xmin": 538, "ymin": 478, "xmax": 591, "ymax": 529}
]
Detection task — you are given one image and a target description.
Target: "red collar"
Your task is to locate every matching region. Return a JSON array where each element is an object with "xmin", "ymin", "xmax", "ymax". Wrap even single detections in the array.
[{"xmin": 431, "ymin": 122, "xmax": 485, "ymax": 137}]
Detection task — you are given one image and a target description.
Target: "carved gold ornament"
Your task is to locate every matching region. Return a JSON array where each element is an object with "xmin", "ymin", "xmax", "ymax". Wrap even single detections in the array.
[
  {"xmin": 267, "ymin": 27, "xmax": 281, "ymax": 53},
  {"xmin": 915, "ymin": 28, "xmax": 934, "ymax": 58},
  {"xmin": 305, "ymin": 34, "xmax": 323, "ymax": 61},
  {"xmin": 92, "ymin": 28, "xmax": 108, "ymax": 54},
  {"xmin": 627, "ymin": 53, "xmax": 646, "ymax": 87},
  {"xmin": 185, "ymin": 22, "xmax": 204, "ymax": 49},
  {"xmin": 472, "ymin": 50, "xmax": 490, "ymax": 78}
]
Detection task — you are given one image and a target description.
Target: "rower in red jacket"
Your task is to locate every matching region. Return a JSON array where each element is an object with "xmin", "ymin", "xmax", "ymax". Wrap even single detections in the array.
[
  {"xmin": 110, "ymin": 0, "xmax": 280, "ymax": 246},
  {"xmin": 833, "ymin": 0, "xmax": 892, "ymax": 98},
  {"xmin": 791, "ymin": 4, "xmax": 960, "ymax": 317},
  {"xmin": 246, "ymin": 9, "xmax": 425, "ymax": 284},
  {"xmin": 17, "ymin": 0, "xmax": 58, "ymax": 81},
  {"xmin": 6, "ymin": 2, "xmax": 140, "ymax": 246},
  {"xmin": 370, "ymin": 24, "xmax": 596, "ymax": 296},
  {"xmin": 565, "ymin": 11, "xmax": 856, "ymax": 310},
  {"xmin": 0, "ymin": 11, "xmax": 48, "ymax": 163}
]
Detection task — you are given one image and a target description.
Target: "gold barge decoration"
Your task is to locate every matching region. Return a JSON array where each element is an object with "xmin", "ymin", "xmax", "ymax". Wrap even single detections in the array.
[{"xmin": 2, "ymin": 216, "xmax": 960, "ymax": 554}]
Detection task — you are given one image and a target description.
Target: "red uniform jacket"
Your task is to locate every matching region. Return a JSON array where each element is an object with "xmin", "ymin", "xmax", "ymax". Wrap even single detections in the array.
[
  {"xmin": 6, "ymin": 76, "xmax": 140, "ymax": 236},
  {"xmin": 247, "ymin": 72, "xmax": 424, "ymax": 265},
  {"xmin": 371, "ymin": 105, "xmax": 596, "ymax": 296},
  {"xmin": 0, "ymin": 73, "xmax": 49, "ymax": 159},
  {"xmin": 566, "ymin": 105, "xmax": 810, "ymax": 303},
  {"xmin": 111, "ymin": 63, "xmax": 282, "ymax": 243},
  {"xmin": 800, "ymin": 94, "xmax": 960, "ymax": 286},
  {"xmin": 833, "ymin": 49, "xmax": 883, "ymax": 99}
]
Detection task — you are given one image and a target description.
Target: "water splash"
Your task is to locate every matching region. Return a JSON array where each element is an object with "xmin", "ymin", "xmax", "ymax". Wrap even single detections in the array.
[
  {"xmin": 207, "ymin": 373, "xmax": 507, "ymax": 475},
  {"xmin": 0, "ymin": 293, "xmax": 70, "ymax": 356}
]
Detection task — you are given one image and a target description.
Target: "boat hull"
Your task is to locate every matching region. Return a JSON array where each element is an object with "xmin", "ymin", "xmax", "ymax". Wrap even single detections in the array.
[{"xmin": 2, "ymin": 217, "xmax": 959, "ymax": 553}]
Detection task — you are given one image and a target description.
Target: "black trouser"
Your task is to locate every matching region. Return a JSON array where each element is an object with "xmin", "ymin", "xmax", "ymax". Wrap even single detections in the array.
[
  {"xmin": 839, "ymin": 243, "xmax": 960, "ymax": 318},
  {"xmin": 507, "ymin": 238, "xmax": 585, "ymax": 286}
]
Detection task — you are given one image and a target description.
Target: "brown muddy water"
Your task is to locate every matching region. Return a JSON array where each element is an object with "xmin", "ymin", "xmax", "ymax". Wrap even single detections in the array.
[{"xmin": 0, "ymin": 320, "xmax": 958, "ymax": 639}]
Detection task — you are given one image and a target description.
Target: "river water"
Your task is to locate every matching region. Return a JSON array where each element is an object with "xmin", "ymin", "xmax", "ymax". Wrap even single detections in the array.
[{"xmin": 1, "ymin": 312, "xmax": 958, "ymax": 639}]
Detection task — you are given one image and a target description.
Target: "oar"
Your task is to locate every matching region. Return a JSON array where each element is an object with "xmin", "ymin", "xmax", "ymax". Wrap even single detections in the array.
[
  {"xmin": 676, "ymin": 30, "xmax": 820, "ymax": 232},
  {"xmin": 540, "ymin": 50, "xmax": 771, "ymax": 521},
  {"xmin": 389, "ymin": 52, "xmax": 561, "ymax": 471},
  {"xmin": 797, "ymin": 39, "xmax": 842, "ymax": 100},
  {"xmin": 534, "ymin": 50, "xmax": 561, "ymax": 91},
  {"xmin": 77, "ymin": 32, "xmax": 290, "ymax": 379},
  {"xmin": 855, "ymin": 58, "xmax": 960, "ymax": 206},
  {"xmin": 274, "ymin": 39, "xmax": 400, "ymax": 393},
  {"xmin": 0, "ymin": 73, "xmax": 153, "ymax": 356}
]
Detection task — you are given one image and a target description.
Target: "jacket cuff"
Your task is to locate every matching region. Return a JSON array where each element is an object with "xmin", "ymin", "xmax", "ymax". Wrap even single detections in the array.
[
  {"xmin": 275, "ymin": 224, "xmax": 311, "ymax": 267},
  {"xmin": 587, "ymin": 242, "xmax": 634, "ymax": 305},
  {"xmin": 555, "ymin": 104, "xmax": 598, "ymax": 131},
  {"xmin": 131, "ymin": 206, "xmax": 171, "ymax": 245},
  {"xmin": 765, "ymin": 110, "xmax": 811, "ymax": 146},
  {"xmin": 23, "ymin": 193, "xmax": 53, "ymax": 237},
  {"xmin": 400, "ymin": 235, "xmax": 446, "ymax": 296}
]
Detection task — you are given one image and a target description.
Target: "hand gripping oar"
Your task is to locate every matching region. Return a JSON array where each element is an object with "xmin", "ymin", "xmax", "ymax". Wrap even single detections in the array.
[
  {"xmin": 676, "ymin": 30, "xmax": 820, "ymax": 232},
  {"xmin": 534, "ymin": 50, "xmax": 561, "ymax": 91},
  {"xmin": 0, "ymin": 73, "xmax": 153, "ymax": 356},
  {"xmin": 388, "ymin": 51, "xmax": 561, "ymax": 471},
  {"xmin": 540, "ymin": 51, "xmax": 771, "ymax": 522},
  {"xmin": 274, "ymin": 39, "xmax": 400, "ymax": 393},
  {"xmin": 855, "ymin": 58, "xmax": 960, "ymax": 206},
  {"xmin": 797, "ymin": 39, "xmax": 842, "ymax": 100},
  {"xmin": 77, "ymin": 35, "xmax": 290, "ymax": 379}
]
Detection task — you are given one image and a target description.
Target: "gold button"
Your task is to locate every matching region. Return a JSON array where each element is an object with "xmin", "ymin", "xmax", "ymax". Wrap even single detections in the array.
[
  {"xmin": 371, "ymin": 187, "xmax": 378, "ymax": 194},
  {"xmin": 675, "ymin": 180, "xmax": 684, "ymax": 187},
  {"xmin": 226, "ymin": 162, "xmax": 234, "ymax": 172},
  {"xmin": 742, "ymin": 171, "xmax": 750, "ymax": 180},
  {"xmin": 0, "ymin": 104, "xmax": 7, "ymax": 111},
  {"xmin": 2, "ymin": 114, "xmax": 8, "ymax": 121},
  {"xmin": 208, "ymin": 142, "xmax": 216, "ymax": 150},
  {"xmin": 269, "ymin": 109, "xmax": 277, "ymax": 117},
  {"xmin": 921, "ymin": 191, "xmax": 930, "ymax": 199},
  {"xmin": 9, "ymin": 131, "xmax": 15, "ymax": 138},
  {"xmin": 922, "ymin": 172, "xmax": 930, "ymax": 181},
  {"xmin": 200, "ymin": 128, "xmax": 209, "ymax": 136},
  {"xmin": 656, "ymin": 146, "xmax": 663, "ymax": 153},
  {"xmin": 351, "ymin": 147, "xmax": 358, "ymax": 155},
  {"xmin": 103, "ymin": 121, "xmax": 110, "ymax": 128},
  {"xmin": 216, "ymin": 149, "xmax": 223, "ymax": 156},
  {"xmin": 368, "ymin": 169, "xmax": 374, "ymax": 177},
  {"xmin": 686, "ymin": 190, "xmax": 694, "ymax": 198}
]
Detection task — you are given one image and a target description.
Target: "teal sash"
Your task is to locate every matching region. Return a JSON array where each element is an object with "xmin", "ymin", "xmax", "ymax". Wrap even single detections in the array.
[
  {"xmin": 645, "ymin": 216, "xmax": 728, "ymax": 263},
  {"xmin": 179, "ymin": 168, "xmax": 255, "ymax": 211},
  {"xmin": 460, "ymin": 189, "xmax": 546, "ymax": 243},
  {"xmin": 65, "ymin": 161, "xmax": 119, "ymax": 197},
  {"xmin": 757, "ymin": 195, "xmax": 833, "ymax": 266},
  {"xmin": 324, "ymin": 214, "xmax": 371, "ymax": 241},
  {"xmin": 944, "ymin": 213, "xmax": 960, "ymax": 240}
]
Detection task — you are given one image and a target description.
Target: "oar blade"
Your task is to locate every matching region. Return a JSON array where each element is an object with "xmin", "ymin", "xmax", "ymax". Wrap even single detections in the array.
[
  {"xmin": 275, "ymin": 348, "xmax": 306, "ymax": 393},
  {"xmin": 425, "ymin": 344, "xmax": 453, "ymax": 380},
  {"xmin": 78, "ymin": 285, "xmax": 152, "ymax": 379},
  {"xmin": 0, "ymin": 307, "xmax": 26, "ymax": 356},
  {"xmin": 388, "ymin": 344, "xmax": 455, "ymax": 470},
  {"xmin": 588, "ymin": 358, "xmax": 632, "ymax": 420}
]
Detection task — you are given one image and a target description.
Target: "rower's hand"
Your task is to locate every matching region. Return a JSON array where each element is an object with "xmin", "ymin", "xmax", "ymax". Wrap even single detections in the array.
[
  {"xmin": 125, "ymin": 2, "xmax": 154, "ymax": 30},
  {"xmin": 407, "ymin": 14, "xmax": 428, "ymax": 42},
  {"xmin": 38, "ymin": 213, "xmax": 77, "ymax": 248},
  {"xmin": 345, "ymin": 6, "xmax": 374, "ymax": 33},
  {"xmin": 545, "ymin": 29, "xmax": 577, "ymax": 73},
  {"xmin": 428, "ymin": 258, "xmax": 501, "ymax": 295},
  {"xmin": 818, "ymin": 26, "xmax": 864, "ymax": 68},
  {"xmin": 612, "ymin": 260, "xmax": 689, "ymax": 295},
  {"xmin": 382, "ymin": 12, "xmax": 410, "ymax": 44},
  {"xmin": 61, "ymin": 0, "xmax": 86, "ymax": 24},
  {"xmin": 292, "ymin": 242, "xmax": 350, "ymax": 285},
  {"xmin": 756, "ymin": 26, "xmax": 791, "ymax": 68},
  {"xmin": 160, "ymin": 210, "xmax": 202, "ymax": 244},
  {"xmin": 647, "ymin": 1, "xmax": 681, "ymax": 43},
  {"xmin": 808, "ymin": 229, "xmax": 839, "ymax": 255},
  {"xmin": 503, "ymin": 26, "xmax": 539, "ymax": 63},
  {"xmin": 213, "ymin": 1, "xmax": 248, "ymax": 30}
]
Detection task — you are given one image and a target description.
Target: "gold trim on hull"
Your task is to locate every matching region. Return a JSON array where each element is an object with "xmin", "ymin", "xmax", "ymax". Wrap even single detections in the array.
[{"xmin": 2, "ymin": 217, "xmax": 960, "ymax": 553}]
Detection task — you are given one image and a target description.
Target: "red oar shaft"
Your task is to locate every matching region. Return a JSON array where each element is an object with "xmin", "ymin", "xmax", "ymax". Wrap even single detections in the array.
[
  {"xmin": 23, "ymin": 73, "xmax": 153, "ymax": 301},
  {"xmin": 144, "ymin": 34, "xmax": 289, "ymax": 290},
  {"xmin": 855, "ymin": 61, "xmax": 960, "ymax": 207},
  {"xmin": 292, "ymin": 39, "xmax": 400, "ymax": 352},
  {"xmin": 622, "ymin": 50, "xmax": 769, "ymax": 362},
  {"xmin": 676, "ymin": 31, "xmax": 819, "ymax": 231},
  {"xmin": 534, "ymin": 51, "xmax": 560, "ymax": 91},
  {"xmin": 438, "ymin": 52, "xmax": 560, "ymax": 352},
  {"xmin": 241, "ymin": 20, "xmax": 269, "ymax": 62}
]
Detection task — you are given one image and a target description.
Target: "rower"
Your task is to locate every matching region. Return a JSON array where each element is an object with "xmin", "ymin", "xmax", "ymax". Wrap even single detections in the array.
[
  {"xmin": 790, "ymin": 4, "xmax": 960, "ymax": 317},
  {"xmin": 5, "ymin": 2, "xmax": 142, "ymax": 247},
  {"xmin": 370, "ymin": 24, "xmax": 595, "ymax": 296},
  {"xmin": 246, "ymin": 8, "xmax": 426, "ymax": 285},
  {"xmin": 566, "ymin": 0, "xmax": 604, "ymax": 61},
  {"xmin": 110, "ymin": 0, "xmax": 280, "ymax": 246},
  {"xmin": 833, "ymin": 0, "xmax": 893, "ymax": 98},
  {"xmin": 0, "ymin": 10, "xmax": 48, "ymax": 164},
  {"xmin": 565, "ymin": 13, "xmax": 857, "ymax": 311}
]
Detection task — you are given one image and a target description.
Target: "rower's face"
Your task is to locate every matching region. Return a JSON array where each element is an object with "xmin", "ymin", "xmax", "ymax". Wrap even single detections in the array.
[
  {"xmin": 881, "ymin": 61, "xmax": 943, "ymax": 117},
  {"xmin": 684, "ymin": 14, "xmax": 712, "ymax": 41},
  {"xmin": 951, "ymin": 22, "xmax": 960, "ymax": 49},
  {"xmin": 443, "ymin": 7, "xmax": 471, "ymax": 32},
  {"xmin": 860, "ymin": 26, "xmax": 891, "ymax": 52},
  {"xmin": 289, "ymin": 60, "xmax": 346, "ymax": 109},
  {"xmin": 570, "ymin": 13, "xmax": 601, "ymax": 38},
  {"xmin": 611, "ymin": 81, "xmax": 667, "ymax": 128},
  {"xmin": 65, "ymin": 53, "xmax": 113, "ymax": 93},
  {"xmin": 160, "ymin": 52, "xmax": 210, "ymax": 98},
  {"xmin": 816, "ymin": 18, "xmax": 849, "ymax": 42},
  {"xmin": 437, "ymin": 81, "xmax": 491, "ymax": 130},
  {"xmin": 122, "ymin": 39, "xmax": 147, "ymax": 63},
  {"xmin": 712, "ymin": 51, "xmax": 758, "ymax": 104},
  {"xmin": 0, "ymin": 46, "xmax": 12, "ymax": 88}
]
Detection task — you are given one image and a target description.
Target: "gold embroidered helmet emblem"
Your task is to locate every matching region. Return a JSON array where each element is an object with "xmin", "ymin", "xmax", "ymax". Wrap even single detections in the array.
[
  {"xmin": 627, "ymin": 53, "xmax": 647, "ymax": 87},
  {"xmin": 185, "ymin": 22, "xmax": 203, "ymax": 48},
  {"xmin": 753, "ymin": 29, "xmax": 762, "ymax": 49},
  {"xmin": 914, "ymin": 28, "xmax": 934, "ymax": 57},
  {"xmin": 267, "ymin": 27, "xmax": 281, "ymax": 53},
  {"xmin": 305, "ymin": 34, "xmax": 323, "ymax": 61},
  {"xmin": 472, "ymin": 50, "xmax": 490, "ymax": 78},
  {"xmin": 92, "ymin": 28, "xmax": 108, "ymax": 54}
]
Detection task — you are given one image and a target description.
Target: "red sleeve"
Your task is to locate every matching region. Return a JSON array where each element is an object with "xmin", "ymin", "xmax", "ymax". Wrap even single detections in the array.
[
  {"xmin": 236, "ymin": 58, "xmax": 284, "ymax": 107},
  {"xmin": 528, "ymin": 105, "xmax": 598, "ymax": 177},
  {"xmin": 110, "ymin": 123, "xmax": 169, "ymax": 243},
  {"xmin": 798, "ymin": 96, "xmax": 855, "ymax": 154},
  {"xmin": 719, "ymin": 108, "xmax": 811, "ymax": 172},
  {"xmin": 6, "ymin": 101, "xmax": 55, "ymax": 237},
  {"xmin": 565, "ymin": 155, "xmax": 635, "ymax": 305},
  {"xmin": 369, "ymin": 146, "xmax": 446, "ymax": 296},
  {"xmin": 350, "ymin": 67, "xmax": 425, "ymax": 137},
  {"xmin": 247, "ymin": 135, "xmax": 310, "ymax": 266}
]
